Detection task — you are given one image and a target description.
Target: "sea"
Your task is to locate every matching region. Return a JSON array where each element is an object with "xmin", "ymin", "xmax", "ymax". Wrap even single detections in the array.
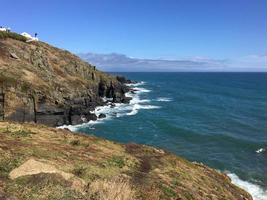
[{"xmin": 62, "ymin": 72, "xmax": 267, "ymax": 200}]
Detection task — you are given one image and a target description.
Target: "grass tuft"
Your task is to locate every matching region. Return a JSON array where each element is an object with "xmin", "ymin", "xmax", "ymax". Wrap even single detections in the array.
[
  {"xmin": 0, "ymin": 31, "xmax": 27, "ymax": 42},
  {"xmin": 87, "ymin": 177, "xmax": 136, "ymax": 200},
  {"xmin": 160, "ymin": 184, "xmax": 177, "ymax": 198},
  {"xmin": 72, "ymin": 166, "xmax": 86, "ymax": 178},
  {"xmin": 70, "ymin": 139, "xmax": 80, "ymax": 146},
  {"xmin": 107, "ymin": 156, "xmax": 125, "ymax": 168}
]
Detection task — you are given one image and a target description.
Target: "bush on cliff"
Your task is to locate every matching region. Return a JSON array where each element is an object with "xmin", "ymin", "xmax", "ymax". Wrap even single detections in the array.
[{"xmin": 0, "ymin": 31, "xmax": 27, "ymax": 42}]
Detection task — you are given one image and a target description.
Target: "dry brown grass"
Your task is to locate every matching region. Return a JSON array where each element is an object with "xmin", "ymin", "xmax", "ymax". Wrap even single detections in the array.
[
  {"xmin": 0, "ymin": 122, "xmax": 253, "ymax": 200},
  {"xmin": 87, "ymin": 176, "xmax": 136, "ymax": 200}
]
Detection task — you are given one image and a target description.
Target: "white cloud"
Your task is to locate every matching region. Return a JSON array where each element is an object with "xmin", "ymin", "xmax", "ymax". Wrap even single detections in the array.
[
  {"xmin": 228, "ymin": 54, "xmax": 267, "ymax": 71},
  {"xmin": 78, "ymin": 52, "xmax": 267, "ymax": 72}
]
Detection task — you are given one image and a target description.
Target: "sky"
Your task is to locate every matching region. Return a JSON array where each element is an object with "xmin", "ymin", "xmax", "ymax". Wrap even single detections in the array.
[{"xmin": 1, "ymin": 0, "xmax": 267, "ymax": 71}]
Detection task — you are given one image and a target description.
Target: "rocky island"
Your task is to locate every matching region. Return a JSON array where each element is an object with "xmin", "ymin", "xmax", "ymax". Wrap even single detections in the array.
[{"xmin": 0, "ymin": 33, "xmax": 252, "ymax": 199}]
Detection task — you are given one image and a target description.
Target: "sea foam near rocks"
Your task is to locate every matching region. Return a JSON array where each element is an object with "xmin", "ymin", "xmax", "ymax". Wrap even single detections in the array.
[
  {"xmin": 125, "ymin": 81, "xmax": 146, "ymax": 87},
  {"xmin": 228, "ymin": 173, "xmax": 267, "ymax": 200},
  {"xmin": 59, "ymin": 81, "xmax": 160, "ymax": 130}
]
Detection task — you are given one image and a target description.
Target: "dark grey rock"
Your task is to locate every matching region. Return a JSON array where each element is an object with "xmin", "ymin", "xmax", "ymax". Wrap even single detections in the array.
[{"xmin": 98, "ymin": 113, "xmax": 106, "ymax": 119}]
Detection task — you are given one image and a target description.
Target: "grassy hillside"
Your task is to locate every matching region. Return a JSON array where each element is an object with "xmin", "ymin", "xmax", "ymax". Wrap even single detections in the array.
[{"xmin": 0, "ymin": 122, "xmax": 252, "ymax": 200}]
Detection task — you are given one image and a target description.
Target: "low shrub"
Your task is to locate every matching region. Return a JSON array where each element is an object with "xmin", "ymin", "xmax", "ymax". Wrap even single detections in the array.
[
  {"xmin": 72, "ymin": 166, "xmax": 86, "ymax": 178},
  {"xmin": 11, "ymin": 129, "xmax": 32, "ymax": 137},
  {"xmin": 107, "ymin": 156, "xmax": 125, "ymax": 168},
  {"xmin": 160, "ymin": 184, "xmax": 177, "ymax": 198},
  {"xmin": 70, "ymin": 139, "xmax": 80, "ymax": 146},
  {"xmin": 0, "ymin": 31, "xmax": 27, "ymax": 42}
]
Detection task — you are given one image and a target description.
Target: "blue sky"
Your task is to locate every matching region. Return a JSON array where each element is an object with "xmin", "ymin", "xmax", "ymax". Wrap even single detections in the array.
[{"xmin": 1, "ymin": 0, "xmax": 267, "ymax": 71}]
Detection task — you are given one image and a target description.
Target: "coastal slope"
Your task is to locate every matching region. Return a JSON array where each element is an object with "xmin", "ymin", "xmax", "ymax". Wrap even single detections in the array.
[
  {"xmin": 0, "ymin": 34, "xmax": 253, "ymax": 200},
  {"xmin": 0, "ymin": 122, "xmax": 252, "ymax": 200},
  {"xmin": 0, "ymin": 36, "xmax": 129, "ymax": 126}
]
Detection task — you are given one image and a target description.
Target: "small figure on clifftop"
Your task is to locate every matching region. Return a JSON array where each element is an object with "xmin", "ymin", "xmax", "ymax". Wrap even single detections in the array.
[{"xmin": 35, "ymin": 33, "xmax": 38, "ymax": 38}]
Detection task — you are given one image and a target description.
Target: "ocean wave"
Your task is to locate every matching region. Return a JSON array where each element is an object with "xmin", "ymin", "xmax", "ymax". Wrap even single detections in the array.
[
  {"xmin": 227, "ymin": 173, "xmax": 267, "ymax": 200},
  {"xmin": 126, "ymin": 104, "xmax": 161, "ymax": 116},
  {"xmin": 58, "ymin": 120, "xmax": 104, "ymax": 132},
  {"xmin": 256, "ymin": 148, "xmax": 266, "ymax": 154},
  {"xmin": 125, "ymin": 81, "xmax": 146, "ymax": 87},
  {"xmin": 93, "ymin": 81, "xmax": 158, "ymax": 118},
  {"xmin": 156, "ymin": 97, "xmax": 172, "ymax": 102},
  {"xmin": 132, "ymin": 87, "xmax": 151, "ymax": 93},
  {"xmin": 58, "ymin": 81, "xmax": 159, "ymax": 129}
]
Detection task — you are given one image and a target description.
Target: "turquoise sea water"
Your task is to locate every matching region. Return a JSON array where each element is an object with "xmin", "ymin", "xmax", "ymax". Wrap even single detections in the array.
[{"xmin": 74, "ymin": 72, "xmax": 267, "ymax": 199}]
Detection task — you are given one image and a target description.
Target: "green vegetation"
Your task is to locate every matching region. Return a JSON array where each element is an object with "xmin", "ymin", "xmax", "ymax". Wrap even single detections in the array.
[
  {"xmin": 10, "ymin": 129, "xmax": 33, "ymax": 137},
  {"xmin": 1, "ymin": 125, "xmax": 34, "ymax": 137},
  {"xmin": 0, "ymin": 121, "xmax": 252, "ymax": 200},
  {"xmin": 72, "ymin": 165, "xmax": 86, "ymax": 178},
  {"xmin": 106, "ymin": 155, "xmax": 125, "ymax": 168},
  {"xmin": 0, "ymin": 157, "xmax": 21, "ymax": 178},
  {"xmin": 5, "ymin": 173, "xmax": 84, "ymax": 200},
  {"xmin": 0, "ymin": 31, "xmax": 27, "ymax": 42},
  {"xmin": 160, "ymin": 184, "xmax": 178, "ymax": 198}
]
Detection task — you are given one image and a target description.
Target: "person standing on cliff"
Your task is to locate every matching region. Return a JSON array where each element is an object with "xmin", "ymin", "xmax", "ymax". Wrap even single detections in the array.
[{"xmin": 35, "ymin": 33, "xmax": 38, "ymax": 38}]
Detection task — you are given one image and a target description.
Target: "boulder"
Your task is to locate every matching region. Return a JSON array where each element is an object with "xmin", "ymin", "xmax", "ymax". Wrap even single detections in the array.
[
  {"xmin": 85, "ymin": 113, "xmax": 97, "ymax": 121},
  {"xmin": 98, "ymin": 113, "xmax": 106, "ymax": 119},
  {"xmin": 10, "ymin": 52, "xmax": 19, "ymax": 59}
]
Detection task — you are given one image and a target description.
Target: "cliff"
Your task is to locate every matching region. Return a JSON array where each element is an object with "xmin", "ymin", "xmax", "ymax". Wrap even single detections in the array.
[
  {"xmin": 0, "ymin": 35, "xmax": 130, "ymax": 126},
  {"xmin": 0, "ymin": 122, "xmax": 252, "ymax": 200},
  {"xmin": 0, "ymin": 34, "xmax": 253, "ymax": 200}
]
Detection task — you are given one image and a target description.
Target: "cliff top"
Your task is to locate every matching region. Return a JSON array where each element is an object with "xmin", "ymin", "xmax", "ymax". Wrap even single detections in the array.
[
  {"xmin": 0, "ymin": 36, "xmax": 117, "ymax": 100},
  {"xmin": 0, "ymin": 122, "xmax": 252, "ymax": 200}
]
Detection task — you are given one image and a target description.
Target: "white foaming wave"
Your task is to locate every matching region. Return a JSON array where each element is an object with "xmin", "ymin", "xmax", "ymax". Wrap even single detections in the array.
[
  {"xmin": 126, "ymin": 103, "xmax": 161, "ymax": 116},
  {"xmin": 125, "ymin": 81, "xmax": 146, "ymax": 87},
  {"xmin": 256, "ymin": 148, "xmax": 266, "ymax": 154},
  {"xmin": 129, "ymin": 95, "xmax": 151, "ymax": 104},
  {"xmin": 94, "ymin": 81, "xmax": 159, "ymax": 119},
  {"xmin": 102, "ymin": 97, "xmax": 113, "ymax": 102},
  {"xmin": 156, "ymin": 97, "xmax": 172, "ymax": 102},
  {"xmin": 58, "ymin": 81, "xmax": 159, "ymax": 129},
  {"xmin": 58, "ymin": 120, "xmax": 103, "ymax": 131},
  {"xmin": 227, "ymin": 173, "xmax": 267, "ymax": 200},
  {"xmin": 126, "ymin": 107, "xmax": 138, "ymax": 116},
  {"xmin": 132, "ymin": 87, "xmax": 151, "ymax": 93}
]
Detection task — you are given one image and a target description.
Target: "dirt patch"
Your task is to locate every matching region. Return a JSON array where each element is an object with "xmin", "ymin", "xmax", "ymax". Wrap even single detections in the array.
[
  {"xmin": 9, "ymin": 159, "xmax": 72, "ymax": 180},
  {"xmin": 9, "ymin": 158, "xmax": 85, "ymax": 192}
]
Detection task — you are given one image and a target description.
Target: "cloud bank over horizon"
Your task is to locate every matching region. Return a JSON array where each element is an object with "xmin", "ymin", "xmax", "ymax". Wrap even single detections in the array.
[{"xmin": 78, "ymin": 52, "xmax": 267, "ymax": 72}]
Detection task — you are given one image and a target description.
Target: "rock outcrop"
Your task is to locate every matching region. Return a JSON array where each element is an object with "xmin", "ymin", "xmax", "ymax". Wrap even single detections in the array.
[{"xmin": 0, "ymin": 38, "xmax": 130, "ymax": 126}]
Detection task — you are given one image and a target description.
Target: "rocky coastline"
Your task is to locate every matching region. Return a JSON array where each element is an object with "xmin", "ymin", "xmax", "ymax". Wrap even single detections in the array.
[
  {"xmin": 0, "ymin": 37, "xmax": 133, "ymax": 127},
  {"xmin": 0, "ymin": 35, "xmax": 253, "ymax": 200}
]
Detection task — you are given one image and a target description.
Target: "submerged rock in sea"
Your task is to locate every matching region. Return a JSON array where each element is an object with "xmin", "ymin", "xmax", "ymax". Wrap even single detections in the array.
[{"xmin": 98, "ymin": 113, "xmax": 106, "ymax": 118}]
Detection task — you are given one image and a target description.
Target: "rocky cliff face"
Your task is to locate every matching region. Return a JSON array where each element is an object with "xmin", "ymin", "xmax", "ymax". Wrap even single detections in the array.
[{"xmin": 0, "ymin": 38, "xmax": 130, "ymax": 126}]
